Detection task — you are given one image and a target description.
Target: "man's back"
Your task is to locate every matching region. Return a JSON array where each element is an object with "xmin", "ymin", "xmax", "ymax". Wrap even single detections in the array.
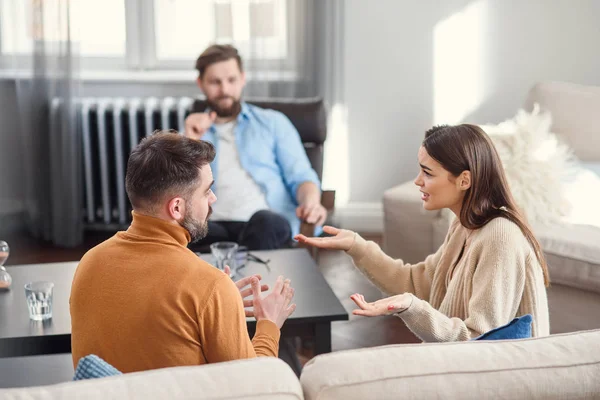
[{"xmin": 70, "ymin": 212, "xmax": 280, "ymax": 372}]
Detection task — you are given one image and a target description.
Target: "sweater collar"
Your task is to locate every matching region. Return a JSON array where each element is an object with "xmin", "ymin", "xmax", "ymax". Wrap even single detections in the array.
[{"xmin": 126, "ymin": 211, "xmax": 191, "ymax": 246}]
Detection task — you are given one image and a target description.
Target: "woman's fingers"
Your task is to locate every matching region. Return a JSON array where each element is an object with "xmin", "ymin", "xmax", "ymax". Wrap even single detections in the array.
[{"xmin": 323, "ymin": 225, "xmax": 341, "ymax": 235}]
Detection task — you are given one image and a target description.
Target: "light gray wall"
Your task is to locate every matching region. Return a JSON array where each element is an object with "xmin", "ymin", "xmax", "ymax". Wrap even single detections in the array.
[{"xmin": 344, "ymin": 0, "xmax": 600, "ymax": 202}]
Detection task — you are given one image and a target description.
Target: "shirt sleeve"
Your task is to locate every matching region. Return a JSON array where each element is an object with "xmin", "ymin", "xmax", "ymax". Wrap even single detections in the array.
[
  {"xmin": 271, "ymin": 111, "xmax": 321, "ymax": 201},
  {"xmin": 199, "ymin": 275, "xmax": 280, "ymax": 362}
]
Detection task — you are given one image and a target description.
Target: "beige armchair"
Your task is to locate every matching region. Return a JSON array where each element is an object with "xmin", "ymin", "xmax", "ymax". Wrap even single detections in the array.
[{"xmin": 383, "ymin": 82, "xmax": 600, "ymax": 334}]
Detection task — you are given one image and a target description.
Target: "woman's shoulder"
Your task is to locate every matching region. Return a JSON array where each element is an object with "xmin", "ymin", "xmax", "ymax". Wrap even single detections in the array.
[{"xmin": 472, "ymin": 217, "xmax": 530, "ymax": 247}]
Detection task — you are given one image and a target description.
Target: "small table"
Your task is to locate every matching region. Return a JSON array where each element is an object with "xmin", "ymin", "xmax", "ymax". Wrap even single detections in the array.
[{"xmin": 0, "ymin": 248, "xmax": 348, "ymax": 358}]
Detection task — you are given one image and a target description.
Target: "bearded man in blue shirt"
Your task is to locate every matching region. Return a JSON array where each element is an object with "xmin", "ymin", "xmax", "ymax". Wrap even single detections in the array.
[{"xmin": 184, "ymin": 44, "xmax": 326, "ymax": 251}]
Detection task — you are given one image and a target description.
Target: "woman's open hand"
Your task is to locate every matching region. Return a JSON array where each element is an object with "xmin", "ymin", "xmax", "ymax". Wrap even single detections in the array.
[
  {"xmin": 350, "ymin": 293, "xmax": 413, "ymax": 317},
  {"xmin": 294, "ymin": 226, "xmax": 356, "ymax": 252}
]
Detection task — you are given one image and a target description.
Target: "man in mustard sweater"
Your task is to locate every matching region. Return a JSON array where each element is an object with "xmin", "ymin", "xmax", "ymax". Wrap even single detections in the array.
[{"xmin": 70, "ymin": 132, "xmax": 296, "ymax": 373}]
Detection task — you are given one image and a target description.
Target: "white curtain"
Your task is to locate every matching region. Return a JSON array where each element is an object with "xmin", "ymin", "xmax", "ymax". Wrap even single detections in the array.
[{"xmin": 10, "ymin": 0, "xmax": 83, "ymax": 246}]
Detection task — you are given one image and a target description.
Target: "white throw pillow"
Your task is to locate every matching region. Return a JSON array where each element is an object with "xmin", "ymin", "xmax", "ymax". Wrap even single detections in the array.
[
  {"xmin": 481, "ymin": 104, "xmax": 576, "ymax": 225},
  {"xmin": 441, "ymin": 105, "xmax": 578, "ymax": 226}
]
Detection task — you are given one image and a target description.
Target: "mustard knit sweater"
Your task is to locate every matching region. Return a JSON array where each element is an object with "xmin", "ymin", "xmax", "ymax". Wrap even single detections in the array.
[
  {"xmin": 70, "ymin": 212, "xmax": 279, "ymax": 372},
  {"xmin": 347, "ymin": 217, "xmax": 550, "ymax": 342}
]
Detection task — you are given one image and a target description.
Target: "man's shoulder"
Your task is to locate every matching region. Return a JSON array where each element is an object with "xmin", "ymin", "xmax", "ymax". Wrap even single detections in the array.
[{"xmin": 244, "ymin": 103, "xmax": 292, "ymax": 127}]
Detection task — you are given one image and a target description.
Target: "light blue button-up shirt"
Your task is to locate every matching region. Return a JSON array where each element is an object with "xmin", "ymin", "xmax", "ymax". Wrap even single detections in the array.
[{"xmin": 201, "ymin": 102, "xmax": 321, "ymax": 237}]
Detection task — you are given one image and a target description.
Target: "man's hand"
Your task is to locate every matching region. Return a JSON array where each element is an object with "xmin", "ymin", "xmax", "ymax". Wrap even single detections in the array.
[
  {"xmin": 251, "ymin": 276, "xmax": 296, "ymax": 329},
  {"xmin": 296, "ymin": 202, "xmax": 327, "ymax": 226},
  {"xmin": 184, "ymin": 111, "xmax": 217, "ymax": 140},
  {"xmin": 224, "ymin": 265, "xmax": 269, "ymax": 318}
]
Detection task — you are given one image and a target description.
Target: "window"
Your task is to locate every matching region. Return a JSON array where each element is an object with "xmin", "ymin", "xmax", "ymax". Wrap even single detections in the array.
[{"xmin": 0, "ymin": 0, "xmax": 293, "ymax": 72}]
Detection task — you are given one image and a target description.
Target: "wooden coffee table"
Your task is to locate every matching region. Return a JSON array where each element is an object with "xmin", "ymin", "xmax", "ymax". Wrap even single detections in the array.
[{"xmin": 0, "ymin": 248, "xmax": 348, "ymax": 358}]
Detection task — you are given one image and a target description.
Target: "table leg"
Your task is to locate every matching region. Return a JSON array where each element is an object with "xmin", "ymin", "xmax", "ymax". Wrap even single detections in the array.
[{"xmin": 314, "ymin": 322, "xmax": 332, "ymax": 354}]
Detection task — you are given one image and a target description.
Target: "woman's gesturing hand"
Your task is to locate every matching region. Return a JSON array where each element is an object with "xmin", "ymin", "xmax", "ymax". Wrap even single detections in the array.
[
  {"xmin": 350, "ymin": 293, "xmax": 413, "ymax": 317},
  {"xmin": 294, "ymin": 226, "xmax": 356, "ymax": 252}
]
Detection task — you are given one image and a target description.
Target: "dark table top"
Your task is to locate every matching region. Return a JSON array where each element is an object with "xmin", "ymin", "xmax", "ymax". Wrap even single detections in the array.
[{"xmin": 0, "ymin": 248, "xmax": 348, "ymax": 344}]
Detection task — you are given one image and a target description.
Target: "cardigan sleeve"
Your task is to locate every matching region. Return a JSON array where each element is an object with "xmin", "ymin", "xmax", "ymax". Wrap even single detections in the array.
[
  {"xmin": 346, "ymin": 229, "xmax": 451, "ymax": 300},
  {"xmin": 397, "ymin": 221, "xmax": 529, "ymax": 342}
]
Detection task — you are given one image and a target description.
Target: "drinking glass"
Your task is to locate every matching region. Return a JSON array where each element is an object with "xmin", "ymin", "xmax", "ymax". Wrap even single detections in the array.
[
  {"xmin": 210, "ymin": 241, "xmax": 239, "ymax": 277},
  {"xmin": 24, "ymin": 281, "xmax": 54, "ymax": 321}
]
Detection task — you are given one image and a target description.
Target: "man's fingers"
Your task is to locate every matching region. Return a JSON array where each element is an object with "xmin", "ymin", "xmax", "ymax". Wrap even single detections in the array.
[
  {"xmin": 240, "ymin": 284, "xmax": 268, "ymax": 298},
  {"xmin": 243, "ymin": 299, "xmax": 253, "ymax": 308},
  {"xmin": 235, "ymin": 274, "xmax": 261, "ymax": 289},
  {"xmin": 306, "ymin": 208, "xmax": 320, "ymax": 224},
  {"xmin": 281, "ymin": 279, "xmax": 291, "ymax": 296},
  {"xmin": 245, "ymin": 310, "xmax": 254, "ymax": 317},
  {"xmin": 209, "ymin": 111, "xmax": 217, "ymax": 121},
  {"xmin": 272, "ymin": 276, "xmax": 284, "ymax": 294},
  {"xmin": 224, "ymin": 265, "xmax": 231, "ymax": 277},
  {"xmin": 240, "ymin": 288, "xmax": 252, "ymax": 299},
  {"xmin": 286, "ymin": 303, "xmax": 297, "ymax": 318},
  {"xmin": 316, "ymin": 209, "xmax": 327, "ymax": 226},
  {"xmin": 284, "ymin": 287, "xmax": 295, "ymax": 307},
  {"xmin": 251, "ymin": 277, "xmax": 262, "ymax": 299},
  {"xmin": 296, "ymin": 205, "xmax": 304, "ymax": 218}
]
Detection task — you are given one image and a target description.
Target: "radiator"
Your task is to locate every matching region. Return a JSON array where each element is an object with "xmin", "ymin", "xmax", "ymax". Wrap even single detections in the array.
[{"xmin": 76, "ymin": 97, "xmax": 195, "ymax": 230}]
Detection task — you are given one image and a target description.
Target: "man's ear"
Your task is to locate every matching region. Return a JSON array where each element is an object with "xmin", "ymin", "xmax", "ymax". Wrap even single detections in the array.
[
  {"xmin": 458, "ymin": 170, "xmax": 472, "ymax": 191},
  {"xmin": 167, "ymin": 197, "xmax": 185, "ymax": 221},
  {"xmin": 196, "ymin": 77, "xmax": 204, "ymax": 92}
]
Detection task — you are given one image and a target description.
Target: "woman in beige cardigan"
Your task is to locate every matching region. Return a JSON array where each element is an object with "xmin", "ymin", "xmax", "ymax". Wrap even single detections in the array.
[{"xmin": 296, "ymin": 124, "xmax": 550, "ymax": 342}]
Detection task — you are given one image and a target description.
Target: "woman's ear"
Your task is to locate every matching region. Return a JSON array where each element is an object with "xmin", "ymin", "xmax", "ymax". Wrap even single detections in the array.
[{"xmin": 458, "ymin": 170, "xmax": 471, "ymax": 191}]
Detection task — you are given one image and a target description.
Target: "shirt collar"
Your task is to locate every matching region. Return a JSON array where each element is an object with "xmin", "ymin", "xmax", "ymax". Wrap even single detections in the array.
[
  {"xmin": 207, "ymin": 101, "xmax": 250, "ymax": 134},
  {"xmin": 126, "ymin": 211, "xmax": 191, "ymax": 246}
]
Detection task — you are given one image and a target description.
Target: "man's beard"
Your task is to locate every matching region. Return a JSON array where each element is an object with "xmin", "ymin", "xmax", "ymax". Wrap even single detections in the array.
[
  {"xmin": 206, "ymin": 96, "xmax": 242, "ymax": 118},
  {"xmin": 180, "ymin": 207, "xmax": 212, "ymax": 243}
]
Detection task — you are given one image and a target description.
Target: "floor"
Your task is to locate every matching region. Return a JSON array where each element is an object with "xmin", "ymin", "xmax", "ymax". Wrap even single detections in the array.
[{"xmin": 4, "ymin": 230, "xmax": 420, "ymax": 363}]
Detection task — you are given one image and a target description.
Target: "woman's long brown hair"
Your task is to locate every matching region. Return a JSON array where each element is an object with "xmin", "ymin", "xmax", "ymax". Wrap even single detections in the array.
[{"xmin": 423, "ymin": 124, "xmax": 550, "ymax": 286}]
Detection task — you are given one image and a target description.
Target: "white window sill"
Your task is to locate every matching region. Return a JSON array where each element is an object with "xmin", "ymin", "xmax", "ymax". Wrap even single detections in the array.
[{"xmin": 0, "ymin": 69, "xmax": 299, "ymax": 83}]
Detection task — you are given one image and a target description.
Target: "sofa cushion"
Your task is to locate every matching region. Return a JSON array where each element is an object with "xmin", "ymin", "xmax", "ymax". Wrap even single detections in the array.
[
  {"xmin": 73, "ymin": 355, "xmax": 122, "ymax": 381},
  {"xmin": 524, "ymin": 81, "xmax": 600, "ymax": 162},
  {"xmin": 0, "ymin": 357, "xmax": 303, "ymax": 400},
  {"xmin": 301, "ymin": 329, "xmax": 600, "ymax": 400},
  {"xmin": 473, "ymin": 314, "xmax": 532, "ymax": 341},
  {"xmin": 534, "ymin": 222, "xmax": 600, "ymax": 294}
]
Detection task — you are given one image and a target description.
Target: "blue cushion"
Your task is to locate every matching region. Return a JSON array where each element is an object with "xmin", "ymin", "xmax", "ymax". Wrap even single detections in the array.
[
  {"xmin": 473, "ymin": 314, "xmax": 533, "ymax": 341},
  {"xmin": 73, "ymin": 354, "xmax": 122, "ymax": 381}
]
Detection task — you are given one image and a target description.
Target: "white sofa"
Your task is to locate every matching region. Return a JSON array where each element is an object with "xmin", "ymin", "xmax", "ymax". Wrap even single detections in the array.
[
  {"xmin": 1, "ymin": 329, "xmax": 599, "ymax": 399},
  {"xmin": 383, "ymin": 81, "xmax": 600, "ymax": 334}
]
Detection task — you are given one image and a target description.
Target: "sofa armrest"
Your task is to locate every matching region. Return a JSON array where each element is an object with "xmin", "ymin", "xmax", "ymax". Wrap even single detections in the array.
[{"xmin": 382, "ymin": 181, "xmax": 447, "ymax": 263}]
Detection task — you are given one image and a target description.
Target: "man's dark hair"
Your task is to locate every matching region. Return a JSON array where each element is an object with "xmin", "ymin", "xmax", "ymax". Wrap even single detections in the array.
[
  {"xmin": 195, "ymin": 44, "xmax": 243, "ymax": 79},
  {"xmin": 125, "ymin": 131, "xmax": 215, "ymax": 211}
]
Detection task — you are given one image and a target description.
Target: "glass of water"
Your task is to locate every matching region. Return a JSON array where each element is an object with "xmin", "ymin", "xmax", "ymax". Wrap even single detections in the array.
[
  {"xmin": 24, "ymin": 281, "xmax": 54, "ymax": 321},
  {"xmin": 210, "ymin": 241, "xmax": 239, "ymax": 277}
]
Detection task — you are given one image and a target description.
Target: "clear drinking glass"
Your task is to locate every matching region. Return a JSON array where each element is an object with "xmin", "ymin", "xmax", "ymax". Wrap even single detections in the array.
[
  {"xmin": 210, "ymin": 241, "xmax": 239, "ymax": 277},
  {"xmin": 0, "ymin": 240, "xmax": 11, "ymax": 290},
  {"xmin": 24, "ymin": 281, "xmax": 54, "ymax": 321}
]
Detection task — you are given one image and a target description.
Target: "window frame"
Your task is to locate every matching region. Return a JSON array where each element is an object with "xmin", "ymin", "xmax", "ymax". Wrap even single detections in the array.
[{"xmin": 0, "ymin": 0, "xmax": 300, "ymax": 76}]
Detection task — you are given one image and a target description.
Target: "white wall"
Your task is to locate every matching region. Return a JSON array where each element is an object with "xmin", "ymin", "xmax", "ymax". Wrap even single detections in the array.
[{"xmin": 343, "ymin": 0, "xmax": 600, "ymax": 204}]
